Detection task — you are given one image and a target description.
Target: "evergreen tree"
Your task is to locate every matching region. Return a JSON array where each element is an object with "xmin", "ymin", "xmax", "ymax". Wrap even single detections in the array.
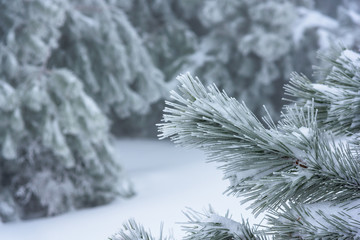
[
  {"xmin": 46, "ymin": 0, "xmax": 168, "ymax": 137},
  {"xmin": 113, "ymin": 47, "xmax": 360, "ymax": 238},
  {"xmin": 124, "ymin": 0, "xmax": 360, "ymax": 119},
  {"xmin": 0, "ymin": 0, "xmax": 133, "ymax": 222},
  {"xmin": 49, "ymin": 0, "xmax": 167, "ymax": 120}
]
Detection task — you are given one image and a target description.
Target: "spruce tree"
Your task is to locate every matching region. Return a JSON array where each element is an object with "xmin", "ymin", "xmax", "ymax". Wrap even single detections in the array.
[
  {"xmin": 113, "ymin": 47, "xmax": 360, "ymax": 238},
  {"xmin": 125, "ymin": 0, "xmax": 360, "ymax": 120},
  {"xmin": 47, "ymin": 0, "xmax": 167, "ymax": 137},
  {"xmin": 0, "ymin": 0, "xmax": 133, "ymax": 222},
  {"xmin": 49, "ymin": 0, "xmax": 166, "ymax": 119}
]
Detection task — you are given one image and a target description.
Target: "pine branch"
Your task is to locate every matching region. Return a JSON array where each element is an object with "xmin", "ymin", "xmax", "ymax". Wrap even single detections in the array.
[
  {"xmin": 284, "ymin": 46, "xmax": 360, "ymax": 134},
  {"xmin": 228, "ymin": 131, "xmax": 360, "ymax": 214},
  {"xmin": 159, "ymin": 73, "xmax": 305, "ymax": 182},
  {"xmin": 158, "ymin": 48, "xmax": 360, "ymax": 239},
  {"xmin": 182, "ymin": 207, "xmax": 267, "ymax": 240},
  {"xmin": 159, "ymin": 72, "xmax": 360, "ymax": 220},
  {"xmin": 109, "ymin": 219, "xmax": 173, "ymax": 240},
  {"xmin": 266, "ymin": 202, "xmax": 360, "ymax": 239}
]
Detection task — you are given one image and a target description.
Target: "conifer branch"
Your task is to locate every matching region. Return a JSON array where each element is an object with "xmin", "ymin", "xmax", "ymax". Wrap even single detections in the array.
[
  {"xmin": 182, "ymin": 207, "xmax": 267, "ymax": 240},
  {"xmin": 110, "ymin": 219, "xmax": 173, "ymax": 240},
  {"xmin": 159, "ymin": 74, "xmax": 304, "ymax": 182},
  {"xmin": 159, "ymin": 51, "xmax": 360, "ymax": 238},
  {"xmin": 284, "ymin": 46, "xmax": 360, "ymax": 134},
  {"xmin": 159, "ymin": 73, "xmax": 360, "ymax": 215},
  {"xmin": 266, "ymin": 202, "xmax": 360, "ymax": 239}
]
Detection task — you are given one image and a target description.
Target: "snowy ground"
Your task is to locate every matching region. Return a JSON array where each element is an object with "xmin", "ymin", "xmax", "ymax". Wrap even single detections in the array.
[{"xmin": 0, "ymin": 139, "xmax": 258, "ymax": 239}]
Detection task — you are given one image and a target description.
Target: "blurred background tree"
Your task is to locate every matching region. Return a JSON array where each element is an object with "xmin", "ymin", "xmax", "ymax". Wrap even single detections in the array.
[
  {"xmin": 0, "ymin": 0, "xmax": 144, "ymax": 222},
  {"xmin": 49, "ymin": 0, "xmax": 168, "ymax": 137},
  {"xmin": 123, "ymin": 0, "xmax": 360, "ymax": 118}
]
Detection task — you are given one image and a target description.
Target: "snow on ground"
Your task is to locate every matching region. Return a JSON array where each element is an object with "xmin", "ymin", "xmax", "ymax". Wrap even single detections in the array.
[{"xmin": 0, "ymin": 139, "xmax": 258, "ymax": 239}]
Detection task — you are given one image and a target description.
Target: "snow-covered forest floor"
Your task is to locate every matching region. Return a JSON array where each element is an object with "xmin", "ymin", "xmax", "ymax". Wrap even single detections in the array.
[{"xmin": 0, "ymin": 139, "xmax": 256, "ymax": 240}]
